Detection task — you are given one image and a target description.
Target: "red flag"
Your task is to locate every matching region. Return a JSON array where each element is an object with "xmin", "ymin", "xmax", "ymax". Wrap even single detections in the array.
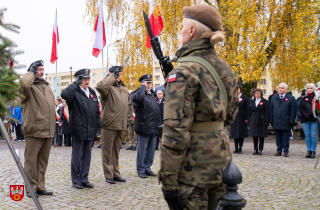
[
  {"xmin": 92, "ymin": 0, "xmax": 106, "ymax": 57},
  {"xmin": 146, "ymin": 0, "xmax": 164, "ymax": 49},
  {"xmin": 50, "ymin": 9, "xmax": 59, "ymax": 64}
]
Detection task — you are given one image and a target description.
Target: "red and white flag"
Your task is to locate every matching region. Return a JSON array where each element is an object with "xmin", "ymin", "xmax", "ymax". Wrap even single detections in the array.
[
  {"xmin": 146, "ymin": 0, "xmax": 164, "ymax": 49},
  {"xmin": 92, "ymin": 0, "xmax": 106, "ymax": 58},
  {"xmin": 50, "ymin": 9, "xmax": 59, "ymax": 64}
]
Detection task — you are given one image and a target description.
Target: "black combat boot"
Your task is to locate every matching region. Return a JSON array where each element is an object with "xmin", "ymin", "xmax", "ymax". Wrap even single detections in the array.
[
  {"xmin": 238, "ymin": 147, "xmax": 242, "ymax": 154},
  {"xmin": 305, "ymin": 151, "xmax": 311, "ymax": 158},
  {"xmin": 252, "ymin": 150, "xmax": 257, "ymax": 155},
  {"xmin": 310, "ymin": 151, "xmax": 316, "ymax": 158},
  {"xmin": 258, "ymin": 150, "xmax": 262, "ymax": 155}
]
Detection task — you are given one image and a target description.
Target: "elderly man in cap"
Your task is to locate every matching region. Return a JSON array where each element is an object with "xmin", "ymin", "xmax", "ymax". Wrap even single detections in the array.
[
  {"xmin": 22, "ymin": 60, "xmax": 55, "ymax": 198},
  {"xmin": 131, "ymin": 74, "xmax": 160, "ymax": 179},
  {"xmin": 158, "ymin": 5, "xmax": 238, "ymax": 210},
  {"xmin": 61, "ymin": 68, "xmax": 101, "ymax": 189},
  {"xmin": 96, "ymin": 66, "xmax": 132, "ymax": 184}
]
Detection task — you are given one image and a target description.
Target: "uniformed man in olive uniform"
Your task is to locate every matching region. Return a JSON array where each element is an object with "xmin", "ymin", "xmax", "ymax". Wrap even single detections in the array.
[{"xmin": 158, "ymin": 5, "xmax": 238, "ymax": 210}]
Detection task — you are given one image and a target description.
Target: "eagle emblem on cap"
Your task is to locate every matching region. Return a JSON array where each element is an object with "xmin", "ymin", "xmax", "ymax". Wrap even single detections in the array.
[
  {"xmin": 85, "ymin": 69, "xmax": 89, "ymax": 74},
  {"xmin": 41, "ymin": 61, "xmax": 44, "ymax": 65},
  {"xmin": 147, "ymin": 75, "xmax": 151, "ymax": 79}
]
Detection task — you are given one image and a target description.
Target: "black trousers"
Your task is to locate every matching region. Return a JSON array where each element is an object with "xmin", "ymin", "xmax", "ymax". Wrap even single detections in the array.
[
  {"xmin": 64, "ymin": 134, "xmax": 72, "ymax": 146},
  {"xmin": 53, "ymin": 124, "xmax": 62, "ymax": 145},
  {"xmin": 15, "ymin": 124, "xmax": 24, "ymax": 140},
  {"xmin": 234, "ymin": 138, "xmax": 244, "ymax": 151},
  {"xmin": 253, "ymin": 137, "xmax": 264, "ymax": 151},
  {"xmin": 71, "ymin": 139, "xmax": 93, "ymax": 184}
]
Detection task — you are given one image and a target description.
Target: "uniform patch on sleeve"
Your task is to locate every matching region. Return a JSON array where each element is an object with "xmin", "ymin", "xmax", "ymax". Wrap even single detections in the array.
[{"xmin": 168, "ymin": 74, "xmax": 177, "ymax": 83}]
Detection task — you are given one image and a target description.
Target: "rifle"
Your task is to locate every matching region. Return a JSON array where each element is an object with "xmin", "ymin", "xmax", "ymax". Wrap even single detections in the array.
[{"xmin": 143, "ymin": 11, "xmax": 173, "ymax": 79}]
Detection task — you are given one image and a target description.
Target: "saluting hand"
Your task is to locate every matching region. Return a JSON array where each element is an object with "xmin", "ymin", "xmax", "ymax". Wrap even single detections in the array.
[{"xmin": 75, "ymin": 75, "xmax": 83, "ymax": 85}]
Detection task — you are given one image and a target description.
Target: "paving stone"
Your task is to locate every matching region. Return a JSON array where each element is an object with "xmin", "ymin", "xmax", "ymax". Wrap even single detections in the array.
[{"xmin": 0, "ymin": 136, "xmax": 320, "ymax": 209}]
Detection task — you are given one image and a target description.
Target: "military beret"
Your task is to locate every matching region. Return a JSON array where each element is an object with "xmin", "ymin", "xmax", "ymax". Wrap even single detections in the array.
[
  {"xmin": 139, "ymin": 74, "xmax": 152, "ymax": 82},
  {"xmin": 74, "ymin": 68, "xmax": 90, "ymax": 78},
  {"xmin": 27, "ymin": 60, "xmax": 44, "ymax": 72},
  {"xmin": 182, "ymin": 5, "xmax": 223, "ymax": 31},
  {"xmin": 109, "ymin": 66, "xmax": 123, "ymax": 72}
]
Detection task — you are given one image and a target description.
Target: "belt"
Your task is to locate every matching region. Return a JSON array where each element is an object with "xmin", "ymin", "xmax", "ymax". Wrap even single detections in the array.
[{"xmin": 189, "ymin": 121, "xmax": 224, "ymax": 131}]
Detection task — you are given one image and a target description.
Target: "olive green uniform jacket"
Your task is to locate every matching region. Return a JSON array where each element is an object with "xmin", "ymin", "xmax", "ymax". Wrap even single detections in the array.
[
  {"xmin": 21, "ymin": 72, "xmax": 56, "ymax": 138},
  {"xmin": 96, "ymin": 75, "xmax": 133, "ymax": 130},
  {"xmin": 158, "ymin": 38, "xmax": 238, "ymax": 191}
]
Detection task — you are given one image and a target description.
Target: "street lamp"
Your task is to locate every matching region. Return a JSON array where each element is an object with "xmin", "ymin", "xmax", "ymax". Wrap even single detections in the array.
[{"xmin": 106, "ymin": 39, "xmax": 121, "ymax": 74}]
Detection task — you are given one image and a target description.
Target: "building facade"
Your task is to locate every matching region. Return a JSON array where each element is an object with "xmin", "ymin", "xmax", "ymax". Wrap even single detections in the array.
[{"xmin": 45, "ymin": 68, "xmax": 106, "ymax": 98}]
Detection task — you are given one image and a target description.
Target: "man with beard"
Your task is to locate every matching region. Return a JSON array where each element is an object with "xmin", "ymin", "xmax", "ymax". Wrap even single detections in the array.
[
  {"xmin": 61, "ymin": 69, "xmax": 101, "ymax": 189},
  {"xmin": 96, "ymin": 66, "xmax": 132, "ymax": 184},
  {"xmin": 22, "ymin": 60, "xmax": 55, "ymax": 198}
]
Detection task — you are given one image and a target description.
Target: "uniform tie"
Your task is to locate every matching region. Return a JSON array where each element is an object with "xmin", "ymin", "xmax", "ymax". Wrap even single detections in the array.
[{"xmin": 280, "ymin": 95, "xmax": 283, "ymax": 100}]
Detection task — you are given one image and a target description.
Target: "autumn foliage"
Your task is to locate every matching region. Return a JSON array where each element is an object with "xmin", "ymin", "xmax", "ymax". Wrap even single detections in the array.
[{"xmin": 85, "ymin": 0, "xmax": 320, "ymax": 91}]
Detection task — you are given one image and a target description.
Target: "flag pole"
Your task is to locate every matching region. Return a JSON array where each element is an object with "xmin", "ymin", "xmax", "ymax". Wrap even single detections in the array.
[
  {"xmin": 55, "ymin": 60, "xmax": 57, "ymax": 99},
  {"xmin": 102, "ymin": 50, "xmax": 104, "ymax": 76},
  {"xmin": 153, "ymin": 53, "xmax": 155, "ymax": 90}
]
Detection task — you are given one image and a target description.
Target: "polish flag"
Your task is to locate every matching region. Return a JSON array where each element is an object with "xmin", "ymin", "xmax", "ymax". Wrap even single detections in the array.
[
  {"xmin": 50, "ymin": 9, "xmax": 59, "ymax": 64},
  {"xmin": 92, "ymin": 0, "xmax": 106, "ymax": 58},
  {"xmin": 146, "ymin": 0, "xmax": 163, "ymax": 49}
]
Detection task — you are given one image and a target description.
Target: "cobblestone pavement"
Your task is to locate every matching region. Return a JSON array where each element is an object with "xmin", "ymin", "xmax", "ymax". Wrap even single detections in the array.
[{"xmin": 0, "ymin": 135, "xmax": 320, "ymax": 209}]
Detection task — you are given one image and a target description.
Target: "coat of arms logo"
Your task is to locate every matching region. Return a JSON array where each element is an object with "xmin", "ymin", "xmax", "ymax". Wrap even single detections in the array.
[{"xmin": 10, "ymin": 185, "xmax": 24, "ymax": 201}]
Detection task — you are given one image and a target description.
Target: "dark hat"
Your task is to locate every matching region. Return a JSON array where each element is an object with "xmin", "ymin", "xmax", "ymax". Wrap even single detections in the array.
[
  {"xmin": 74, "ymin": 68, "xmax": 90, "ymax": 78},
  {"xmin": 27, "ymin": 60, "xmax": 44, "ymax": 72},
  {"xmin": 109, "ymin": 66, "xmax": 123, "ymax": 72},
  {"xmin": 301, "ymin": 92, "xmax": 306, "ymax": 96},
  {"xmin": 182, "ymin": 5, "xmax": 223, "ymax": 31},
  {"xmin": 273, "ymin": 90, "xmax": 278, "ymax": 94},
  {"xmin": 139, "ymin": 74, "xmax": 152, "ymax": 82}
]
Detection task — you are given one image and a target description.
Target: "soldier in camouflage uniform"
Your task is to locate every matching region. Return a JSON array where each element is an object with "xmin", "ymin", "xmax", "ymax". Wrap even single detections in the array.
[{"xmin": 158, "ymin": 5, "xmax": 238, "ymax": 210}]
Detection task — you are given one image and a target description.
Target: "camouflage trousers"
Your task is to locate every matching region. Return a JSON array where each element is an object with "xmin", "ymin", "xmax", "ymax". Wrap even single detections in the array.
[{"xmin": 179, "ymin": 182, "xmax": 226, "ymax": 210}]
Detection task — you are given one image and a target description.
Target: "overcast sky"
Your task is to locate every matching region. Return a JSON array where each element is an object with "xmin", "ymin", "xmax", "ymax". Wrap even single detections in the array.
[{"xmin": 3, "ymin": 0, "xmax": 121, "ymax": 75}]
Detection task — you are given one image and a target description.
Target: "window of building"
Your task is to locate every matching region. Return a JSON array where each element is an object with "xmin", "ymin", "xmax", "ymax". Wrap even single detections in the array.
[
  {"xmin": 93, "ymin": 73, "xmax": 96, "ymax": 78},
  {"xmin": 156, "ymin": 76, "xmax": 160, "ymax": 81},
  {"xmin": 64, "ymin": 76, "xmax": 68, "ymax": 80},
  {"xmin": 259, "ymin": 79, "xmax": 266, "ymax": 85},
  {"xmin": 93, "ymin": 80, "xmax": 96, "ymax": 84},
  {"xmin": 49, "ymin": 77, "xmax": 51, "ymax": 81},
  {"xmin": 157, "ymin": 68, "xmax": 160, "ymax": 72}
]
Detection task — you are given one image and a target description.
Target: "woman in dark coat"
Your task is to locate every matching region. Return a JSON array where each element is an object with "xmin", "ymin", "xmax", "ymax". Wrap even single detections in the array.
[
  {"xmin": 230, "ymin": 85, "xmax": 249, "ymax": 154},
  {"xmin": 248, "ymin": 89, "xmax": 269, "ymax": 155}
]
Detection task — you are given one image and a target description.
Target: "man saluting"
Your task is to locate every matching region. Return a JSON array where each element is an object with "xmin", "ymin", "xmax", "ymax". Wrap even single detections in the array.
[
  {"xmin": 61, "ymin": 69, "xmax": 101, "ymax": 189},
  {"xmin": 22, "ymin": 60, "xmax": 55, "ymax": 198}
]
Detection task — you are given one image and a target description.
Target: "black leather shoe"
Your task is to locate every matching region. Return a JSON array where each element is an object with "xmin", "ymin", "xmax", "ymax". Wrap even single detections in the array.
[
  {"xmin": 82, "ymin": 183, "xmax": 94, "ymax": 188},
  {"xmin": 274, "ymin": 152, "xmax": 282, "ymax": 156},
  {"xmin": 284, "ymin": 153, "xmax": 289, "ymax": 157},
  {"xmin": 97, "ymin": 144, "xmax": 102, "ymax": 148},
  {"xmin": 238, "ymin": 147, "xmax": 242, "ymax": 154},
  {"xmin": 126, "ymin": 146, "xmax": 133, "ymax": 150},
  {"xmin": 305, "ymin": 151, "xmax": 311, "ymax": 158},
  {"xmin": 131, "ymin": 147, "xmax": 137, "ymax": 151},
  {"xmin": 27, "ymin": 192, "xmax": 38, "ymax": 198},
  {"xmin": 73, "ymin": 183, "xmax": 84, "ymax": 189},
  {"xmin": 37, "ymin": 190, "xmax": 53, "ymax": 195},
  {"xmin": 138, "ymin": 173, "xmax": 148, "ymax": 178},
  {"xmin": 145, "ymin": 171, "xmax": 156, "ymax": 177},
  {"xmin": 252, "ymin": 150, "xmax": 258, "ymax": 155},
  {"xmin": 106, "ymin": 179, "xmax": 116, "ymax": 184},
  {"xmin": 114, "ymin": 177, "xmax": 126, "ymax": 182},
  {"xmin": 258, "ymin": 150, "xmax": 262, "ymax": 155},
  {"xmin": 310, "ymin": 151, "xmax": 316, "ymax": 158}
]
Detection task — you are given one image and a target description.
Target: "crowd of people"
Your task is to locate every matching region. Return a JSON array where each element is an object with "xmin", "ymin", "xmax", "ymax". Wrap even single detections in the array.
[
  {"xmin": 231, "ymin": 82, "xmax": 320, "ymax": 158},
  {"xmin": 3, "ymin": 4, "xmax": 319, "ymax": 210}
]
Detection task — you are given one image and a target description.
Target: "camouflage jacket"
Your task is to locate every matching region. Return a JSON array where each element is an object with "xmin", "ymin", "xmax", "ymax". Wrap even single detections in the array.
[{"xmin": 158, "ymin": 38, "xmax": 238, "ymax": 191}]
